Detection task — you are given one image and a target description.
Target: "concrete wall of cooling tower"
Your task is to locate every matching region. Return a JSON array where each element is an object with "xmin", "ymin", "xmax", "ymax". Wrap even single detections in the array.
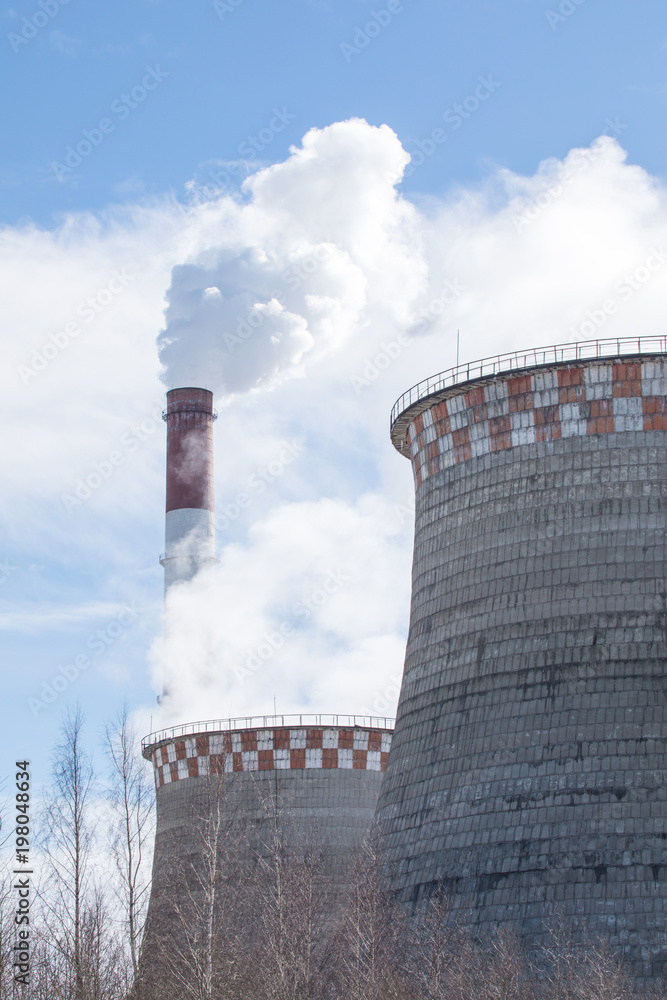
[
  {"xmin": 141, "ymin": 720, "xmax": 392, "ymax": 988},
  {"xmin": 376, "ymin": 354, "xmax": 667, "ymax": 980}
]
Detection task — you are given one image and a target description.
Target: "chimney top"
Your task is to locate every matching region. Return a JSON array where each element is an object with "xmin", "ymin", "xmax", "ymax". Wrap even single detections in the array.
[{"xmin": 163, "ymin": 387, "xmax": 216, "ymax": 421}]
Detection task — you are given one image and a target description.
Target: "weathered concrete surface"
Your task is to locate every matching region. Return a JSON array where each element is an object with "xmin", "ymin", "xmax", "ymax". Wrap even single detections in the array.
[
  {"xmin": 140, "ymin": 722, "xmax": 392, "ymax": 992},
  {"xmin": 376, "ymin": 357, "xmax": 667, "ymax": 979}
]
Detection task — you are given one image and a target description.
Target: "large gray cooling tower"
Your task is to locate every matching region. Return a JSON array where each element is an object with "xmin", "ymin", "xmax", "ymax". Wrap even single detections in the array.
[{"xmin": 375, "ymin": 337, "xmax": 667, "ymax": 980}]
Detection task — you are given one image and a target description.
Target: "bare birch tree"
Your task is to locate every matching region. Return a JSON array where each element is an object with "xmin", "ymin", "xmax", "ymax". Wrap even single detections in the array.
[
  {"xmin": 104, "ymin": 705, "xmax": 154, "ymax": 996},
  {"xmin": 40, "ymin": 706, "xmax": 95, "ymax": 1000},
  {"xmin": 150, "ymin": 760, "xmax": 245, "ymax": 1000},
  {"xmin": 339, "ymin": 833, "xmax": 408, "ymax": 1000},
  {"xmin": 248, "ymin": 802, "xmax": 337, "ymax": 1000},
  {"xmin": 538, "ymin": 918, "xmax": 636, "ymax": 1000},
  {"xmin": 0, "ymin": 858, "xmax": 17, "ymax": 999}
]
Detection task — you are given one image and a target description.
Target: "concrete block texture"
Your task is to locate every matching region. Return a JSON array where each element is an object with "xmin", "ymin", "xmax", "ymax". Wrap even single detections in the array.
[
  {"xmin": 376, "ymin": 357, "xmax": 667, "ymax": 980},
  {"xmin": 140, "ymin": 722, "xmax": 392, "ymax": 991},
  {"xmin": 153, "ymin": 764, "xmax": 388, "ymax": 866}
]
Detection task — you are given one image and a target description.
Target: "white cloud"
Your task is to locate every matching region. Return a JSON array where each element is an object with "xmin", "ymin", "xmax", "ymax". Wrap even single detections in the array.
[
  {"xmin": 157, "ymin": 118, "xmax": 425, "ymax": 393},
  {"xmin": 49, "ymin": 29, "xmax": 82, "ymax": 55},
  {"xmin": 0, "ymin": 204, "xmax": 184, "ymax": 528},
  {"xmin": 150, "ymin": 493, "xmax": 412, "ymax": 727},
  {"xmin": 3, "ymin": 120, "xmax": 667, "ymax": 735},
  {"xmin": 417, "ymin": 137, "xmax": 667, "ymax": 363},
  {"xmin": 0, "ymin": 600, "xmax": 136, "ymax": 632}
]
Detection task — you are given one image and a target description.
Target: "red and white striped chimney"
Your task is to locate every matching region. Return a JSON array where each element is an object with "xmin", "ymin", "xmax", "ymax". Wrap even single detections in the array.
[{"xmin": 161, "ymin": 387, "xmax": 216, "ymax": 590}]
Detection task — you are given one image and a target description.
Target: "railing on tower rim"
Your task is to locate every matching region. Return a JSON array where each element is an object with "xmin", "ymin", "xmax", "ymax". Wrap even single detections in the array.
[
  {"xmin": 390, "ymin": 335, "xmax": 667, "ymax": 436},
  {"xmin": 142, "ymin": 714, "xmax": 395, "ymax": 754}
]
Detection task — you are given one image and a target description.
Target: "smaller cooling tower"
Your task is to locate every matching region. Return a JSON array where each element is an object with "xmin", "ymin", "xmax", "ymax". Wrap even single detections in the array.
[
  {"xmin": 144, "ymin": 714, "xmax": 393, "ymax": 866},
  {"xmin": 140, "ymin": 715, "xmax": 393, "ymax": 991}
]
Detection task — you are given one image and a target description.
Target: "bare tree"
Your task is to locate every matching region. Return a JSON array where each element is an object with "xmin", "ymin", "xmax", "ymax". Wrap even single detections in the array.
[
  {"xmin": 247, "ymin": 799, "xmax": 337, "ymax": 1000},
  {"xmin": 40, "ymin": 706, "xmax": 95, "ymax": 1000},
  {"xmin": 339, "ymin": 834, "xmax": 408, "ymax": 1000},
  {"xmin": 149, "ymin": 761, "xmax": 245, "ymax": 1000},
  {"xmin": 104, "ymin": 705, "xmax": 154, "ymax": 996},
  {"xmin": 0, "ymin": 858, "xmax": 19, "ymax": 999},
  {"xmin": 78, "ymin": 886, "xmax": 132, "ymax": 1000},
  {"xmin": 537, "ymin": 918, "xmax": 636, "ymax": 1000},
  {"xmin": 577, "ymin": 938, "xmax": 635, "ymax": 1000},
  {"xmin": 406, "ymin": 881, "xmax": 461, "ymax": 1000},
  {"xmin": 28, "ymin": 925, "xmax": 71, "ymax": 1000},
  {"xmin": 480, "ymin": 927, "xmax": 533, "ymax": 1000}
]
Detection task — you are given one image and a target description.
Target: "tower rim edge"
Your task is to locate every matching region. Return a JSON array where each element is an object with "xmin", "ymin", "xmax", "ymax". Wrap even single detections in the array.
[{"xmin": 390, "ymin": 335, "xmax": 667, "ymax": 455}]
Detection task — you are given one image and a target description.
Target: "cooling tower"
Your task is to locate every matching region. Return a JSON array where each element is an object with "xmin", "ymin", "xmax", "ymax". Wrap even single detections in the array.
[
  {"xmin": 140, "ymin": 716, "xmax": 393, "ymax": 991},
  {"xmin": 376, "ymin": 337, "xmax": 667, "ymax": 979},
  {"xmin": 143, "ymin": 715, "xmax": 392, "ymax": 866}
]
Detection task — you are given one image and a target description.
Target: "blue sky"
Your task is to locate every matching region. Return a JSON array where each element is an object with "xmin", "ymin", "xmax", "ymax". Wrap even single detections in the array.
[
  {"xmin": 3, "ymin": 0, "xmax": 666, "ymax": 224},
  {"xmin": 2, "ymin": 0, "xmax": 667, "ymax": 790}
]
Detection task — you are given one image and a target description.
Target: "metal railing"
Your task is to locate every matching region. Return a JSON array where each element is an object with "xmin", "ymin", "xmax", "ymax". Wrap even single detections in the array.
[
  {"xmin": 158, "ymin": 552, "xmax": 220, "ymax": 566},
  {"xmin": 142, "ymin": 714, "xmax": 395, "ymax": 753},
  {"xmin": 390, "ymin": 335, "xmax": 667, "ymax": 433},
  {"xmin": 162, "ymin": 405, "xmax": 218, "ymax": 421}
]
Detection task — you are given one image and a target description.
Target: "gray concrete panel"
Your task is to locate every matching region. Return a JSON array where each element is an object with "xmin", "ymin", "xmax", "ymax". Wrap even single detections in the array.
[{"xmin": 376, "ymin": 357, "xmax": 667, "ymax": 980}]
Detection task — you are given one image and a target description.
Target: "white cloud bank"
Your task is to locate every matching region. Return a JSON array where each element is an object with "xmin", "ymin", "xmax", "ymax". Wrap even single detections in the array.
[
  {"xmin": 152, "ymin": 494, "xmax": 410, "ymax": 725},
  {"xmin": 3, "ymin": 120, "xmax": 667, "ymax": 733},
  {"xmin": 157, "ymin": 118, "xmax": 425, "ymax": 394}
]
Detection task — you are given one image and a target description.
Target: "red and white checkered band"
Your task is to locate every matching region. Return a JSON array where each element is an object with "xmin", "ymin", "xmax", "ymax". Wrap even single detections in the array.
[
  {"xmin": 151, "ymin": 727, "xmax": 393, "ymax": 789},
  {"xmin": 407, "ymin": 360, "xmax": 667, "ymax": 488}
]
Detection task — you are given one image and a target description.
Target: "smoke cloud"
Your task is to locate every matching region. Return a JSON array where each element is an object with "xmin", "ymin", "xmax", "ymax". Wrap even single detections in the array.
[
  {"xmin": 157, "ymin": 118, "xmax": 425, "ymax": 394},
  {"xmin": 152, "ymin": 495, "xmax": 410, "ymax": 726}
]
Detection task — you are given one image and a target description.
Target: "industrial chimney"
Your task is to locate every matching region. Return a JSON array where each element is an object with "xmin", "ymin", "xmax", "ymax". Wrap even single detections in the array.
[{"xmin": 161, "ymin": 387, "xmax": 217, "ymax": 591}]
